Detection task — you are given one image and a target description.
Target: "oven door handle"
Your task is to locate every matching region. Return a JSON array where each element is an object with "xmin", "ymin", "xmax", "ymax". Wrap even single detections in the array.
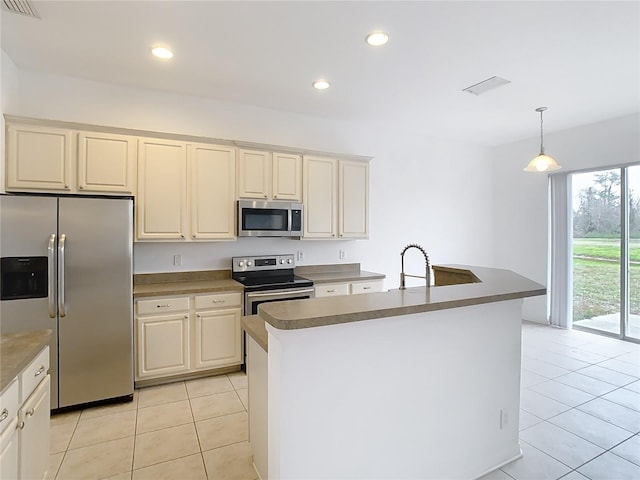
[{"xmin": 246, "ymin": 288, "xmax": 315, "ymax": 299}]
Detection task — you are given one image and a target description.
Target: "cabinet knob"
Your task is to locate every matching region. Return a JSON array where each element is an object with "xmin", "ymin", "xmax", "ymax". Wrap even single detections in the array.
[
  {"xmin": 18, "ymin": 421, "xmax": 25, "ymax": 430},
  {"xmin": 264, "ymin": 195, "xmax": 268, "ymax": 198},
  {"xmin": 79, "ymin": 185, "xmax": 84, "ymax": 189},
  {"xmin": 25, "ymin": 408, "xmax": 35, "ymax": 417},
  {"xmin": 0, "ymin": 409, "xmax": 8, "ymax": 423},
  {"xmin": 181, "ymin": 234, "xmax": 185, "ymax": 239},
  {"xmin": 34, "ymin": 365, "xmax": 45, "ymax": 377},
  {"xmin": 64, "ymin": 185, "xmax": 69, "ymax": 189}
]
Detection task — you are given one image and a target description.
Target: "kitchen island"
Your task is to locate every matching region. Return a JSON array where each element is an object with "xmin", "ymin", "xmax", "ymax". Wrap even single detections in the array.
[{"xmin": 243, "ymin": 265, "xmax": 546, "ymax": 480}]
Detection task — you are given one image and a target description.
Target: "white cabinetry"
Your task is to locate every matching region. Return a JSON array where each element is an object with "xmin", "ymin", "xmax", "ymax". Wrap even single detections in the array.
[
  {"xmin": 193, "ymin": 293, "xmax": 242, "ymax": 369},
  {"xmin": 303, "ymin": 156, "xmax": 369, "ymax": 239},
  {"xmin": 6, "ymin": 124, "xmax": 72, "ymax": 192},
  {"xmin": 77, "ymin": 131, "xmax": 136, "ymax": 194},
  {"xmin": 315, "ymin": 279, "xmax": 384, "ymax": 298},
  {"xmin": 136, "ymin": 297, "xmax": 190, "ymax": 379},
  {"xmin": 303, "ymin": 156, "xmax": 338, "ymax": 238},
  {"xmin": 135, "ymin": 292, "xmax": 242, "ymax": 382},
  {"xmin": 137, "ymin": 139, "xmax": 236, "ymax": 241},
  {"xmin": 6, "ymin": 123, "xmax": 136, "ymax": 195},
  {"xmin": 188, "ymin": 143, "xmax": 236, "ymax": 240},
  {"xmin": 0, "ymin": 346, "xmax": 50, "ymax": 480},
  {"xmin": 238, "ymin": 149, "xmax": 302, "ymax": 201}
]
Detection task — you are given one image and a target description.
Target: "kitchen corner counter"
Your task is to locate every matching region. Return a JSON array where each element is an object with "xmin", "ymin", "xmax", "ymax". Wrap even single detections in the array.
[
  {"xmin": 260, "ymin": 265, "xmax": 545, "ymax": 330},
  {"xmin": 242, "ymin": 315, "xmax": 268, "ymax": 352},
  {"xmin": 133, "ymin": 270, "xmax": 243, "ymax": 297},
  {"xmin": 295, "ymin": 263, "xmax": 385, "ymax": 284},
  {"xmin": 1, "ymin": 329, "xmax": 52, "ymax": 392}
]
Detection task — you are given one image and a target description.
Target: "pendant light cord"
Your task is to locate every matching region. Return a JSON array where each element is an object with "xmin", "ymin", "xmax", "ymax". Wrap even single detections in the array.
[{"xmin": 539, "ymin": 109, "xmax": 545, "ymax": 155}]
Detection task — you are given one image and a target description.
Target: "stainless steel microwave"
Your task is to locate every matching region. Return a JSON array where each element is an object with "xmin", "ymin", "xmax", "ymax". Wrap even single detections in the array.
[{"xmin": 237, "ymin": 200, "xmax": 303, "ymax": 237}]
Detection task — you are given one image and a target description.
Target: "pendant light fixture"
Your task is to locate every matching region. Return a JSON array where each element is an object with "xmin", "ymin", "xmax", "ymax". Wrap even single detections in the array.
[{"xmin": 524, "ymin": 107, "xmax": 561, "ymax": 172}]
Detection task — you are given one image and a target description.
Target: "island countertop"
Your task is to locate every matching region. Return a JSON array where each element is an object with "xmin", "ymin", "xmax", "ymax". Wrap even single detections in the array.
[
  {"xmin": 1, "ymin": 329, "xmax": 52, "ymax": 393},
  {"xmin": 258, "ymin": 265, "xmax": 545, "ymax": 330}
]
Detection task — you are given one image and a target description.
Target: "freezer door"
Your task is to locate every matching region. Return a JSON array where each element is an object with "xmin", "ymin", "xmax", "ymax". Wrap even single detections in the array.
[
  {"xmin": 57, "ymin": 197, "xmax": 133, "ymax": 407},
  {"xmin": 0, "ymin": 195, "xmax": 60, "ymax": 408}
]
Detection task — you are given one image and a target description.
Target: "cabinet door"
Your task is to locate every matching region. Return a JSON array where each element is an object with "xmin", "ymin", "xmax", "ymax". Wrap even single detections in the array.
[
  {"xmin": 272, "ymin": 152, "xmax": 302, "ymax": 201},
  {"xmin": 238, "ymin": 149, "xmax": 270, "ymax": 199},
  {"xmin": 6, "ymin": 124, "xmax": 73, "ymax": 192},
  {"xmin": 137, "ymin": 139, "xmax": 188, "ymax": 240},
  {"xmin": 188, "ymin": 143, "xmax": 236, "ymax": 240},
  {"xmin": 137, "ymin": 314, "xmax": 190, "ymax": 379},
  {"xmin": 303, "ymin": 156, "xmax": 338, "ymax": 238},
  {"xmin": 77, "ymin": 132, "xmax": 137, "ymax": 194},
  {"xmin": 194, "ymin": 309, "xmax": 242, "ymax": 369},
  {"xmin": 339, "ymin": 160, "xmax": 369, "ymax": 239},
  {"xmin": 19, "ymin": 375, "xmax": 50, "ymax": 480},
  {"xmin": 0, "ymin": 417, "xmax": 18, "ymax": 480}
]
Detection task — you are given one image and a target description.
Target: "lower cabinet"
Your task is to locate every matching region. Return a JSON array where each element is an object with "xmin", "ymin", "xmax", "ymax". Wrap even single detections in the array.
[
  {"xmin": 315, "ymin": 279, "xmax": 384, "ymax": 298},
  {"xmin": 0, "ymin": 346, "xmax": 50, "ymax": 480},
  {"xmin": 135, "ymin": 292, "xmax": 242, "ymax": 381},
  {"xmin": 19, "ymin": 375, "xmax": 50, "ymax": 480}
]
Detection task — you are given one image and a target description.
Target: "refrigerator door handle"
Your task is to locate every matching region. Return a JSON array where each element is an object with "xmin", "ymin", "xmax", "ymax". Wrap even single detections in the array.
[
  {"xmin": 58, "ymin": 233, "xmax": 66, "ymax": 317},
  {"xmin": 47, "ymin": 234, "xmax": 56, "ymax": 318}
]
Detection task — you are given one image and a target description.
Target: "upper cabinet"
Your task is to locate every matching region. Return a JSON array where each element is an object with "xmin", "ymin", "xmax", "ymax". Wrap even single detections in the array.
[
  {"xmin": 6, "ymin": 124, "xmax": 73, "ymax": 192},
  {"xmin": 136, "ymin": 139, "xmax": 236, "ymax": 242},
  {"xmin": 238, "ymin": 149, "xmax": 302, "ymax": 201},
  {"xmin": 303, "ymin": 156, "xmax": 369, "ymax": 239},
  {"xmin": 137, "ymin": 138, "xmax": 188, "ymax": 241},
  {"xmin": 188, "ymin": 143, "xmax": 236, "ymax": 240},
  {"xmin": 6, "ymin": 123, "xmax": 136, "ymax": 195},
  {"xmin": 77, "ymin": 131, "xmax": 136, "ymax": 194}
]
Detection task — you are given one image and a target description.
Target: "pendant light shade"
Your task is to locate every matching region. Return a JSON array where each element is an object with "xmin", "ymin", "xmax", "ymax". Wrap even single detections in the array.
[{"xmin": 524, "ymin": 107, "xmax": 561, "ymax": 172}]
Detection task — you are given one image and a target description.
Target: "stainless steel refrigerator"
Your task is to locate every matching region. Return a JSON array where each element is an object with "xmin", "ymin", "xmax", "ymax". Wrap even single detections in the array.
[{"xmin": 0, "ymin": 194, "xmax": 134, "ymax": 410}]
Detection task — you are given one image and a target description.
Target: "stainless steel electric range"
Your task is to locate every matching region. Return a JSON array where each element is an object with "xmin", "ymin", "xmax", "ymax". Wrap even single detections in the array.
[{"xmin": 232, "ymin": 254, "xmax": 315, "ymax": 316}]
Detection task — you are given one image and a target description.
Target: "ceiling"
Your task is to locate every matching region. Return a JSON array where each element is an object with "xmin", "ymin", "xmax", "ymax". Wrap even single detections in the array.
[{"xmin": 1, "ymin": 1, "xmax": 639, "ymax": 147}]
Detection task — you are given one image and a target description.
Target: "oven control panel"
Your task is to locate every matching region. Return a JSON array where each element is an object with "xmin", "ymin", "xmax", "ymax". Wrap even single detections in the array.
[{"xmin": 232, "ymin": 254, "xmax": 295, "ymax": 273}]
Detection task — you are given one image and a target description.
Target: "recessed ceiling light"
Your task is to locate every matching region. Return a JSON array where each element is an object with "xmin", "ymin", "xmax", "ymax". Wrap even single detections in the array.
[
  {"xmin": 151, "ymin": 46, "xmax": 174, "ymax": 60},
  {"xmin": 365, "ymin": 32, "xmax": 389, "ymax": 47},
  {"xmin": 313, "ymin": 80, "xmax": 330, "ymax": 90}
]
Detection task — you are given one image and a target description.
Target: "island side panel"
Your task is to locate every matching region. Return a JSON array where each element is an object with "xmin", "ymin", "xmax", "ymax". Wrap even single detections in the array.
[{"xmin": 266, "ymin": 300, "xmax": 523, "ymax": 479}]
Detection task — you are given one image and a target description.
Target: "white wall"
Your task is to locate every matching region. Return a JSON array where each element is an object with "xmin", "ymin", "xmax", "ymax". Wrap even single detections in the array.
[
  {"xmin": 1, "ymin": 63, "xmax": 494, "ymax": 284},
  {"xmin": 492, "ymin": 113, "xmax": 640, "ymax": 323}
]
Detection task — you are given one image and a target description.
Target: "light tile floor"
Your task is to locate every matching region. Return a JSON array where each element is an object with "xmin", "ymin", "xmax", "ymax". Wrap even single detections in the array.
[
  {"xmin": 48, "ymin": 323, "xmax": 640, "ymax": 480},
  {"xmin": 483, "ymin": 322, "xmax": 640, "ymax": 480},
  {"xmin": 48, "ymin": 371, "xmax": 256, "ymax": 480}
]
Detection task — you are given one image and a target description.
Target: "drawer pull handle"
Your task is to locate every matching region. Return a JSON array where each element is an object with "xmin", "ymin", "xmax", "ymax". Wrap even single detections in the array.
[
  {"xmin": 327, "ymin": 289, "xmax": 337, "ymax": 293},
  {"xmin": 18, "ymin": 421, "xmax": 25, "ymax": 430},
  {"xmin": 34, "ymin": 366, "xmax": 46, "ymax": 377},
  {"xmin": 156, "ymin": 304, "xmax": 171, "ymax": 308},
  {"xmin": 0, "ymin": 409, "xmax": 8, "ymax": 422},
  {"xmin": 212, "ymin": 300, "xmax": 225, "ymax": 304},
  {"xmin": 26, "ymin": 408, "xmax": 35, "ymax": 417},
  {"xmin": 363, "ymin": 286, "xmax": 371, "ymax": 290}
]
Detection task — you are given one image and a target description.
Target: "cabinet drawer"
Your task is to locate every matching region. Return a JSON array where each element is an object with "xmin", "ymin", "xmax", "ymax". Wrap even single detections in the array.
[
  {"xmin": 351, "ymin": 280, "xmax": 384, "ymax": 295},
  {"xmin": 20, "ymin": 346, "xmax": 49, "ymax": 402},
  {"xmin": 0, "ymin": 379, "xmax": 19, "ymax": 434},
  {"xmin": 137, "ymin": 297, "xmax": 190, "ymax": 315},
  {"xmin": 315, "ymin": 283, "xmax": 350, "ymax": 297},
  {"xmin": 195, "ymin": 293, "xmax": 242, "ymax": 310}
]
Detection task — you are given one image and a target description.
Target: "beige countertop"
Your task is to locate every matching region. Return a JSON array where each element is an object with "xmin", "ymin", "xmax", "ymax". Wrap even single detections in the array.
[
  {"xmin": 242, "ymin": 315, "xmax": 268, "ymax": 352},
  {"xmin": 295, "ymin": 263, "xmax": 385, "ymax": 284},
  {"xmin": 259, "ymin": 265, "xmax": 545, "ymax": 330},
  {"xmin": 133, "ymin": 270, "xmax": 243, "ymax": 297},
  {"xmin": 1, "ymin": 329, "xmax": 52, "ymax": 393}
]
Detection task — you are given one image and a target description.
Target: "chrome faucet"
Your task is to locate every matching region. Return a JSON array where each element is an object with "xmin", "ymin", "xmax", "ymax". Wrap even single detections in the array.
[{"xmin": 400, "ymin": 244, "xmax": 431, "ymax": 289}]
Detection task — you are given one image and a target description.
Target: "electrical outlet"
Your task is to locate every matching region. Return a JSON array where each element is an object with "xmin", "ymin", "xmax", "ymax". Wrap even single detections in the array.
[
  {"xmin": 339, "ymin": 249, "xmax": 347, "ymax": 260},
  {"xmin": 173, "ymin": 254, "xmax": 182, "ymax": 267},
  {"xmin": 296, "ymin": 250, "xmax": 304, "ymax": 261},
  {"xmin": 500, "ymin": 409, "xmax": 509, "ymax": 429}
]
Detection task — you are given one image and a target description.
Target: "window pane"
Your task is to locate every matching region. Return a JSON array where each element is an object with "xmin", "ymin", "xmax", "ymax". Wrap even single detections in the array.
[{"xmin": 628, "ymin": 165, "xmax": 640, "ymax": 340}]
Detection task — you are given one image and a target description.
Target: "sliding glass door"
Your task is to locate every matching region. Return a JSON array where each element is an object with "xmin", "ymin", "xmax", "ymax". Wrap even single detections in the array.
[{"xmin": 571, "ymin": 165, "xmax": 639, "ymax": 341}]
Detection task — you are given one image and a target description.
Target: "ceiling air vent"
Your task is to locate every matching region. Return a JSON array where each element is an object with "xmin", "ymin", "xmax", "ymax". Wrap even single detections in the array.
[
  {"xmin": 2, "ymin": 0, "xmax": 39, "ymax": 18},
  {"xmin": 463, "ymin": 76, "xmax": 510, "ymax": 96}
]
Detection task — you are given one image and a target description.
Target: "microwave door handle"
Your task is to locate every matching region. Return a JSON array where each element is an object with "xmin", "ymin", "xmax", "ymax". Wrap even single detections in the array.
[
  {"xmin": 47, "ymin": 234, "xmax": 56, "ymax": 318},
  {"xmin": 58, "ymin": 234, "xmax": 66, "ymax": 317}
]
